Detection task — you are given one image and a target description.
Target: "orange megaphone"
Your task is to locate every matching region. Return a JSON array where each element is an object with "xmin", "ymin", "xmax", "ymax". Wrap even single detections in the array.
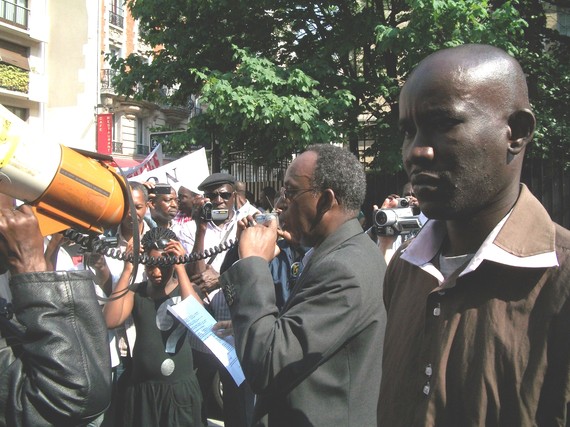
[{"xmin": 0, "ymin": 105, "xmax": 128, "ymax": 236}]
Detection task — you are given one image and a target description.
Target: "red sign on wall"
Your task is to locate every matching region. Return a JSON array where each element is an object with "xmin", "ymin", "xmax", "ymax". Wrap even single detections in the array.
[{"xmin": 96, "ymin": 113, "xmax": 113, "ymax": 154}]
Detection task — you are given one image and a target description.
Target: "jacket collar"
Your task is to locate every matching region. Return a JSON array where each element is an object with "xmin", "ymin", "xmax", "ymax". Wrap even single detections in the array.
[
  {"xmin": 305, "ymin": 218, "xmax": 364, "ymax": 268},
  {"xmin": 280, "ymin": 218, "xmax": 364, "ymax": 312},
  {"xmin": 402, "ymin": 184, "xmax": 558, "ymax": 280}
]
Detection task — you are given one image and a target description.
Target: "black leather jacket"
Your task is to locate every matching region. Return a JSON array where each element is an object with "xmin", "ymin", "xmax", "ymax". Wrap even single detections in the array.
[{"xmin": 0, "ymin": 271, "xmax": 111, "ymax": 426}]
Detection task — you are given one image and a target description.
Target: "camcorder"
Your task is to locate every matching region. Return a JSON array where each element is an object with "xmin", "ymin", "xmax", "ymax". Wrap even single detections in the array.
[
  {"xmin": 148, "ymin": 184, "xmax": 172, "ymax": 195},
  {"xmin": 374, "ymin": 198, "xmax": 422, "ymax": 236},
  {"xmin": 200, "ymin": 202, "xmax": 229, "ymax": 222},
  {"xmin": 77, "ymin": 233, "xmax": 119, "ymax": 254}
]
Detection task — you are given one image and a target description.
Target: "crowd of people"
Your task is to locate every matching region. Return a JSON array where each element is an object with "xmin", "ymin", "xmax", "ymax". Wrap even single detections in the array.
[{"xmin": 0, "ymin": 43, "xmax": 567, "ymax": 427}]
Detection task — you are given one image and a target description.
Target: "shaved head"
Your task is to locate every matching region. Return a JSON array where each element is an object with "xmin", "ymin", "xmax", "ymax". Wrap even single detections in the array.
[
  {"xmin": 405, "ymin": 44, "xmax": 531, "ymax": 114},
  {"xmin": 399, "ymin": 44, "xmax": 535, "ymax": 221}
]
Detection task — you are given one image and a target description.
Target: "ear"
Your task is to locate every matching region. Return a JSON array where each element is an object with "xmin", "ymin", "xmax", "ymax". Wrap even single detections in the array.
[
  {"xmin": 316, "ymin": 189, "xmax": 337, "ymax": 214},
  {"xmin": 507, "ymin": 109, "xmax": 535, "ymax": 155}
]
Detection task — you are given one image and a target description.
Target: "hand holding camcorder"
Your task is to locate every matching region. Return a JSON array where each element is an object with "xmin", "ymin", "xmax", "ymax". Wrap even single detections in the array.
[
  {"xmin": 374, "ymin": 197, "xmax": 422, "ymax": 236},
  {"xmin": 199, "ymin": 201, "xmax": 229, "ymax": 222}
]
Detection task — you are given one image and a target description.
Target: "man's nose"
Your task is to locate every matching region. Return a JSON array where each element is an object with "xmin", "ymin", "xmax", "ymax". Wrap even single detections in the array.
[
  {"xmin": 410, "ymin": 145, "xmax": 435, "ymax": 160},
  {"xmin": 404, "ymin": 131, "xmax": 435, "ymax": 166}
]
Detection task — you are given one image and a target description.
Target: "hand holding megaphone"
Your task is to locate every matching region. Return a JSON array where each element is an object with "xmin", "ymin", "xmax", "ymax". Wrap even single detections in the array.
[{"xmin": 0, "ymin": 205, "xmax": 46, "ymax": 274}]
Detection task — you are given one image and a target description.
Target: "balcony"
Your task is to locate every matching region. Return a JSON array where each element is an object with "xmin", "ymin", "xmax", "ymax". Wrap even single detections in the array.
[
  {"xmin": 101, "ymin": 68, "xmax": 116, "ymax": 92},
  {"xmin": 0, "ymin": 0, "xmax": 28, "ymax": 29},
  {"xmin": 109, "ymin": 9, "xmax": 124, "ymax": 28}
]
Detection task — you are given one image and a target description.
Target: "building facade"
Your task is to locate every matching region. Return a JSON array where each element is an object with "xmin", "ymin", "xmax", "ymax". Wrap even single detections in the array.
[{"xmin": 0, "ymin": 0, "xmax": 194, "ymax": 166}]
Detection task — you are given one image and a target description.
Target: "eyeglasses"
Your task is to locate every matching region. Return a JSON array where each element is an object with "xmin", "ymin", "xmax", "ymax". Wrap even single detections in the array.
[
  {"xmin": 204, "ymin": 191, "xmax": 233, "ymax": 201},
  {"xmin": 280, "ymin": 187, "xmax": 317, "ymax": 201}
]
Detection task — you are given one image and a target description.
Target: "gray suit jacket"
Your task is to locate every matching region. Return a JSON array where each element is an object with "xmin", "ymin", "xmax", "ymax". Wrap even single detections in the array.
[{"xmin": 220, "ymin": 218, "xmax": 386, "ymax": 426}]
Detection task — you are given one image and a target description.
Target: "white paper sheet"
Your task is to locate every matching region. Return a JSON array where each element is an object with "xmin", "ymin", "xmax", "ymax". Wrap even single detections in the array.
[{"xmin": 168, "ymin": 296, "xmax": 245, "ymax": 386}]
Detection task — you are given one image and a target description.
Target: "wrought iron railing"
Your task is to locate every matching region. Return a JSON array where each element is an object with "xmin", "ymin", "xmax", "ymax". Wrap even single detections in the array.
[
  {"xmin": 112, "ymin": 141, "xmax": 123, "ymax": 154},
  {"xmin": 109, "ymin": 9, "xmax": 124, "ymax": 28},
  {"xmin": 101, "ymin": 68, "xmax": 116, "ymax": 90},
  {"xmin": 0, "ymin": 0, "xmax": 29, "ymax": 29}
]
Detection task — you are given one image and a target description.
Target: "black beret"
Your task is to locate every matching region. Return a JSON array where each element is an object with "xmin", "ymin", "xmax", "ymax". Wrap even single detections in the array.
[{"xmin": 198, "ymin": 172, "xmax": 236, "ymax": 191}]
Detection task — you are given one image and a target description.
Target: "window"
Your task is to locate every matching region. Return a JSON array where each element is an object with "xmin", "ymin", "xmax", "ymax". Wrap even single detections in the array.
[
  {"xmin": 109, "ymin": 0, "xmax": 124, "ymax": 28},
  {"xmin": 136, "ymin": 118, "xmax": 149, "ymax": 155},
  {"xmin": 112, "ymin": 114, "xmax": 122, "ymax": 153},
  {"xmin": 0, "ymin": 0, "xmax": 29, "ymax": 28},
  {"xmin": 101, "ymin": 46, "xmax": 121, "ymax": 90}
]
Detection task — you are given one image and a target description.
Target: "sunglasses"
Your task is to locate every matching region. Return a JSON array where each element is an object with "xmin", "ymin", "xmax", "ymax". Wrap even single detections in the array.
[
  {"xmin": 149, "ymin": 238, "xmax": 170, "ymax": 251},
  {"xmin": 204, "ymin": 191, "xmax": 233, "ymax": 201}
]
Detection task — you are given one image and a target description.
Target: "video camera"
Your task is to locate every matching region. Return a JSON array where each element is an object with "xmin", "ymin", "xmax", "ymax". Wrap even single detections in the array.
[
  {"xmin": 148, "ymin": 184, "xmax": 172, "ymax": 195},
  {"xmin": 200, "ymin": 202, "xmax": 229, "ymax": 222},
  {"xmin": 374, "ymin": 198, "xmax": 422, "ymax": 236}
]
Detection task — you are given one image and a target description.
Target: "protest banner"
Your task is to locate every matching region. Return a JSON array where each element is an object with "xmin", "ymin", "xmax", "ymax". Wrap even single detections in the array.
[{"xmin": 128, "ymin": 148, "xmax": 210, "ymax": 193}]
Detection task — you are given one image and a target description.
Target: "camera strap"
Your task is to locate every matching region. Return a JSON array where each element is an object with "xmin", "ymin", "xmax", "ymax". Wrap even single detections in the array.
[{"xmin": 207, "ymin": 220, "xmax": 236, "ymax": 266}]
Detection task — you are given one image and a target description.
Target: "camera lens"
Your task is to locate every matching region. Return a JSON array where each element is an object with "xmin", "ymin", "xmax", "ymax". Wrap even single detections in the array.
[
  {"xmin": 374, "ymin": 210, "xmax": 388, "ymax": 226},
  {"xmin": 374, "ymin": 209, "xmax": 398, "ymax": 227},
  {"xmin": 399, "ymin": 198, "xmax": 409, "ymax": 208},
  {"xmin": 201, "ymin": 202, "xmax": 213, "ymax": 220}
]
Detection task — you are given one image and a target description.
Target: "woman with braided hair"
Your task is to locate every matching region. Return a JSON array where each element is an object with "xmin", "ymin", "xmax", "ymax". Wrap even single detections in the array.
[{"xmin": 104, "ymin": 227, "xmax": 203, "ymax": 426}]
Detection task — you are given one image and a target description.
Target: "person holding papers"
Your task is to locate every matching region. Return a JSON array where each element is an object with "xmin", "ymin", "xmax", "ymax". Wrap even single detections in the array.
[{"xmin": 103, "ymin": 227, "xmax": 203, "ymax": 427}]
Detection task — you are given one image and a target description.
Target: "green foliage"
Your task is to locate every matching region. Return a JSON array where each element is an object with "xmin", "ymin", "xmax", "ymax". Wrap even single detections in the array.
[
  {"xmin": 188, "ymin": 47, "xmax": 353, "ymax": 166},
  {"xmin": 513, "ymin": 6, "xmax": 570, "ymax": 167},
  {"xmin": 148, "ymin": 125, "xmax": 210, "ymax": 157},
  {"xmin": 0, "ymin": 63, "xmax": 29, "ymax": 93},
  {"xmin": 113, "ymin": 0, "xmax": 569, "ymax": 170},
  {"xmin": 367, "ymin": 0, "xmax": 530, "ymax": 170}
]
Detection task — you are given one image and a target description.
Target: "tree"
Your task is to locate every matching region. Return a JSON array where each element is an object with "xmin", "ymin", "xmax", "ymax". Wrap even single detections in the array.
[
  {"xmin": 508, "ymin": 0, "xmax": 570, "ymax": 168},
  {"xmin": 112, "ymin": 0, "xmax": 569, "ymax": 171}
]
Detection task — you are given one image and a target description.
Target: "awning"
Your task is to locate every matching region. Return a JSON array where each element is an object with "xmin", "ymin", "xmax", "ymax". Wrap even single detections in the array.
[
  {"xmin": 113, "ymin": 158, "xmax": 141, "ymax": 168},
  {"xmin": 0, "ymin": 40, "xmax": 29, "ymax": 71}
]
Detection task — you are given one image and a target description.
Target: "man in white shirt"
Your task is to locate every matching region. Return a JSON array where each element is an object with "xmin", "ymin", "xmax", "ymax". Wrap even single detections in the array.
[
  {"xmin": 187, "ymin": 172, "xmax": 255, "ymax": 427},
  {"xmin": 171, "ymin": 184, "xmax": 202, "ymax": 254}
]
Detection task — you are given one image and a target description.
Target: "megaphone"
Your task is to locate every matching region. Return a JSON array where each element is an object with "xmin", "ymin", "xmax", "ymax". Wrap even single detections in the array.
[{"xmin": 0, "ymin": 105, "xmax": 128, "ymax": 236}]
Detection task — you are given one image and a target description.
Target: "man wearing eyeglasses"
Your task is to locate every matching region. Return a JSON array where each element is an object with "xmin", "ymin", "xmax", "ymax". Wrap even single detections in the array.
[
  {"xmin": 187, "ymin": 173, "xmax": 238, "ymax": 289},
  {"xmin": 220, "ymin": 144, "xmax": 387, "ymax": 426},
  {"xmin": 186, "ymin": 172, "xmax": 256, "ymax": 427}
]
